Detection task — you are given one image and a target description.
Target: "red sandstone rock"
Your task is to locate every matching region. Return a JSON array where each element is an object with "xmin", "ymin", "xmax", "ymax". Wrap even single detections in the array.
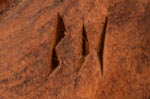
[{"xmin": 0, "ymin": 0, "xmax": 150, "ymax": 99}]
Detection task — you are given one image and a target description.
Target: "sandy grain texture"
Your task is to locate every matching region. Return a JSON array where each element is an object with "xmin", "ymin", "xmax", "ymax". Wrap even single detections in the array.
[{"xmin": 0, "ymin": 0, "xmax": 150, "ymax": 99}]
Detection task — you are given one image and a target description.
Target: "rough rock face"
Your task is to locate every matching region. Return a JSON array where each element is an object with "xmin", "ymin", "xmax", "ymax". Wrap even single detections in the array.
[{"xmin": 0, "ymin": 0, "xmax": 150, "ymax": 99}]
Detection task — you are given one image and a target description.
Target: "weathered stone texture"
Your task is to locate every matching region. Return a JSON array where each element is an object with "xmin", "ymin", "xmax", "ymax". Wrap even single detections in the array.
[{"xmin": 0, "ymin": 0, "xmax": 150, "ymax": 99}]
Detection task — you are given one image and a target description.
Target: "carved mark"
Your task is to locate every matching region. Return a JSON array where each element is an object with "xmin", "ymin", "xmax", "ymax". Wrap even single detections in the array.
[
  {"xmin": 55, "ymin": 14, "xmax": 66, "ymax": 45},
  {"xmin": 99, "ymin": 17, "xmax": 108, "ymax": 76},
  {"xmin": 51, "ymin": 14, "xmax": 66, "ymax": 71},
  {"xmin": 51, "ymin": 50, "xmax": 59, "ymax": 70},
  {"xmin": 82, "ymin": 24, "xmax": 89, "ymax": 57}
]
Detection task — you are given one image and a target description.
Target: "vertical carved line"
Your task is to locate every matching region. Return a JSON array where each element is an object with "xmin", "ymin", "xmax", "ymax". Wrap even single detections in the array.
[
  {"xmin": 51, "ymin": 49, "xmax": 59, "ymax": 70},
  {"xmin": 55, "ymin": 14, "xmax": 66, "ymax": 45},
  {"xmin": 51, "ymin": 14, "xmax": 66, "ymax": 71},
  {"xmin": 99, "ymin": 17, "xmax": 108, "ymax": 76},
  {"xmin": 82, "ymin": 24, "xmax": 89, "ymax": 58}
]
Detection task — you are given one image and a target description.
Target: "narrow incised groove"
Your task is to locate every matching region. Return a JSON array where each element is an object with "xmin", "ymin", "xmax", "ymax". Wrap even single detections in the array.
[
  {"xmin": 99, "ymin": 17, "xmax": 108, "ymax": 76},
  {"xmin": 51, "ymin": 14, "xmax": 66, "ymax": 71},
  {"xmin": 55, "ymin": 14, "xmax": 66, "ymax": 44},
  {"xmin": 82, "ymin": 24, "xmax": 89, "ymax": 57},
  {"xmin": 51, "ymin": 49, "xmax": 59, "ymax": 70}
]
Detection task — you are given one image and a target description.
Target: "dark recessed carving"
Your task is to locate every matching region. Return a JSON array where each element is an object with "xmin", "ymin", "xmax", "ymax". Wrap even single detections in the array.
[
  {"xmin": 51, "ymin": 14, "xmax": 66, "ymax": 71},
  {"xmin": 99, "ymin": 17, "xmax": 108, "ymax": 75},
  {"xmin": 82, "ymin": 24, "xmax": 89, "ymax": 58}
]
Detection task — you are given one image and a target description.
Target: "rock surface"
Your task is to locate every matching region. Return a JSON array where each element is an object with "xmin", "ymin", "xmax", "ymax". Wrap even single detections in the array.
[{"xmin": 0, "ymin": 0, "xmax": 150, "ymax": 99}]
